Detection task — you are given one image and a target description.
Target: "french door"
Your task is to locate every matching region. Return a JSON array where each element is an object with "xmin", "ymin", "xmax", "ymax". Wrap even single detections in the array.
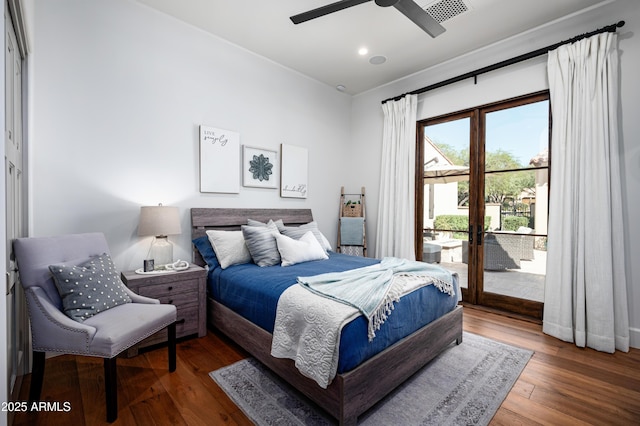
[{"xmin": 416, "ymin": 92, "xmax": 550, "ymax": 320}]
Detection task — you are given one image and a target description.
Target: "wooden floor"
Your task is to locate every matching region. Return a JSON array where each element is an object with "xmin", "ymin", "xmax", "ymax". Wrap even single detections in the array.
[{"xmin": 13, "ymin": 307, "xmax": 640, "ymax": 425}]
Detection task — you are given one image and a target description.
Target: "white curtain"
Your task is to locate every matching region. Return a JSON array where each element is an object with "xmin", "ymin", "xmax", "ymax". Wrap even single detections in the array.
[
  {"xmin": 544, "ymin": 32, "xmax": 629, "ymax": 353},
  {"xmin": 375, "ymin": 95, "xmax": 417, "ymax": 260}
]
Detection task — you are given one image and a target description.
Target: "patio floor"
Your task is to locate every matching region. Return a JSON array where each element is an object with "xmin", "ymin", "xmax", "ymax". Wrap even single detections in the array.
[{"xmin": 440, "ymin": 249, "xmax": 546, "ymax": 302}]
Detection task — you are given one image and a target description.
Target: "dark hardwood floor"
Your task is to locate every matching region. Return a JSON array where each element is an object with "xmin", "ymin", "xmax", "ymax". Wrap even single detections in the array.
[{"xmin": 13, "ymin": 307, "xmax": 640, "ymax": 425}]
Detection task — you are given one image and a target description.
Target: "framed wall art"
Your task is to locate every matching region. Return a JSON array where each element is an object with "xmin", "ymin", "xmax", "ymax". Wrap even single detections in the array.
[
  {"xmin": 243, "ymin": 146, "xmax": 277, "ymax": 189},
  {"xmin": 280, "ymin": 144, "xmax": 308, "ymax": 198},
  {"xmin": 199, "ymin": 125, "xmax": 240, "ymax": 193}
]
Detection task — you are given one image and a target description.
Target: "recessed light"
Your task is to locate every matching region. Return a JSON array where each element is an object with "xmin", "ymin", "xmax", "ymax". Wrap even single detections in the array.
[
  {"xmin": 369, "ymin": 55, "xmax": 387, "ymax": 65},
  {"xmin": 358, "ymin": 47, "xmax": 369, "ymax": 56}
]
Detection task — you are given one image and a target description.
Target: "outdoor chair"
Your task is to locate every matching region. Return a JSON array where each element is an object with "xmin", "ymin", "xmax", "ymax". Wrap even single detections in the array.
[
  {"xmin": 516, "ymin": 226, "xmax": 535, "ymax": 260},
  {"xmin": 13, "ymin": 232, "xmax": 177, "ymax": 422},
  {"xmin": 484, "ymin": 233, "xmax": 522, "ymax": 270}
]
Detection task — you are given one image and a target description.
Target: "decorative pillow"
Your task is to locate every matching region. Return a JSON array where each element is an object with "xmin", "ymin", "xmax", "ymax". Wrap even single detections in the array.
[
  {"xmin": 277, "ymin": 221, "xmax": 332, "ymax": 252},
  {"xmin": 49, "ymin": 253, "xmax": 132, "ymax": 322},
  {"xmin": 317, "ymin": 232, "xmax": 333, "ymax": 252},
  {"xmin": 241, "ymin": 223, "xmax": 281, "ymax": 267},
  {"xmin": 275, "ymin": 231, "xmax": 329, "ymax": 267},
  {"xmin": 246, "ymin": 218, "xmax": 275, "ymax": 227},
  {"xmin": 192, "ymin": 235, "xmax": 220, "ymax": 270},
  {"xmin": 206, "ymin": 230, "xmax": 252, "ymax": 269}
]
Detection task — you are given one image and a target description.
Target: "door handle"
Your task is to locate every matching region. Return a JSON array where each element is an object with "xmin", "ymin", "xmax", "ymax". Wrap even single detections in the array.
[
  {"xmin": 477, "ymin": 225, "xmax": 483, "ymax": 246},
  {"xmin": 468, "ymin": 225, "xmax": 474, "ymax": 245}
]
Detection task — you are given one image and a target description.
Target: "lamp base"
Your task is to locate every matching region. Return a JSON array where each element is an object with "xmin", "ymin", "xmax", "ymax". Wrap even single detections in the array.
[{"xmin": 149, "ymin": 236, "xmax": 173, "ymax": 266}]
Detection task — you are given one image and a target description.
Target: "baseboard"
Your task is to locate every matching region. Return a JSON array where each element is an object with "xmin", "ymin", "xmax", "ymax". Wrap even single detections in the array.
[{"xmin": 629, "ymin": 327, "xmax": 640, "ymax": 349}]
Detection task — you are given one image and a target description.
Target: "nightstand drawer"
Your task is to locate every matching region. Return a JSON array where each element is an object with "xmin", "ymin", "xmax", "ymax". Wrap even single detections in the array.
[
  {"xmin": 154, "ymin": 290, "xmax": 198, "ymax": 308},
  {"xmin": 175, "ymin": 305, "xmax": 199, "ymax": 336},
  {"xmin": 121, "ymin": 265, "xmax": 207, "ymax": 357},
  {"xmin": 134, "ymin": 279, "xmax": 199, "ymax": 299}
]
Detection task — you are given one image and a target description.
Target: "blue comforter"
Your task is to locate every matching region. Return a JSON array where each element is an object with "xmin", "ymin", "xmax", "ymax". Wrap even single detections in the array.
[{"xmin": 208, "ymin": 252, "xmax": 458, "ymax": 374}]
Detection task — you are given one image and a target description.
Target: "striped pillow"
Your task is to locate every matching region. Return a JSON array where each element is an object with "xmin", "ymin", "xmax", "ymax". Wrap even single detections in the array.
[{"xmin": 241, "ymin": 222, "xmax": 281, "ymax": 267}]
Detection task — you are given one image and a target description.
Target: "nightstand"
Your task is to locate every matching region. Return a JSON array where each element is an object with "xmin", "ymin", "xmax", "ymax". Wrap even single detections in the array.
[{"xmin": 121, "ymin": 265, "xmax": 207, "ymax": 356}]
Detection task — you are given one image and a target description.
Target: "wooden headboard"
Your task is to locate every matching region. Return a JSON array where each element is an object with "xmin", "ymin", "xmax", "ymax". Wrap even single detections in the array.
[{"xmin": 190, "ymin": 208, "xmax": 314, "ymax": 266}]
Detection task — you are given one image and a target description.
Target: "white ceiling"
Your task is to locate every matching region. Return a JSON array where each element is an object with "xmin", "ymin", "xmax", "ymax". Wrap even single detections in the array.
[{"xmin": 136, "ymin": 0, "xmax": 606, "ymax": 94}]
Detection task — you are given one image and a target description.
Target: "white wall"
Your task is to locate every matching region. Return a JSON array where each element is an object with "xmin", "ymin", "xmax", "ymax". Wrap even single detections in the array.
[
  {"xmin": 349, "ymin": 0, "xmax": 640, "ymax": 347},
  {"xmin": 29, "ymin": 0, "xmax": 352, "ymax": 271},
  {"xmin": 26, "ymin": 0, "xmax": 640, "ymax": 351}
]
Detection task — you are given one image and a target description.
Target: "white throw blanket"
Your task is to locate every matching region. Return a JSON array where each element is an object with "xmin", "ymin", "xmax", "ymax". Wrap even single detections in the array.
[
  {"xmin": 271, "ymin": 284, "xmax": 360, "ymax": 389},
  {"xmin": 298, "ymin": 257, "xmax": 455, "ymax": 340},
  {"xmin": 271, "ymin": 269, "xmax": 455, "ymax": 388}
]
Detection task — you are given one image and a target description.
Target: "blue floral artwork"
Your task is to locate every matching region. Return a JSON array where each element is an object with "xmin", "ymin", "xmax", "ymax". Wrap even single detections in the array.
[
  {"xmin": 249, "ymin": 154, "xmax": 273, "ymax": 182},
  {"xmin": 242, "ymin": 146, "xmax": 278, "ymax": 189}
]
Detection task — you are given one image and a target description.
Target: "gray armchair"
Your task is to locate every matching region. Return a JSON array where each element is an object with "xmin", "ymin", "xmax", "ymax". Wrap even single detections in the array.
[{"xmin": 13, "ymin": 233, "xmax": 177, "ymax": 422}]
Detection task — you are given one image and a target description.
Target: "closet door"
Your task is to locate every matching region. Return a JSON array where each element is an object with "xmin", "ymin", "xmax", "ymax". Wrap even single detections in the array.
[{"xmin": 5, "ymin": 1, "xmax": 28, "ymax": 407}]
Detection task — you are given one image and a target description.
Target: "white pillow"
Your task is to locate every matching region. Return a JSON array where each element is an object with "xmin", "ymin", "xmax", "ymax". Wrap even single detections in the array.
[
  {"xmin": 206, "ymin": 230, "xmax": 252, "ymax": 269},
  {"xmin": 275, "ymin": 231, "xmax": 328, "ymax": 267},
  {"xmin": 277, "ymin": 221, "xmax": 332, "ymax": 252}
]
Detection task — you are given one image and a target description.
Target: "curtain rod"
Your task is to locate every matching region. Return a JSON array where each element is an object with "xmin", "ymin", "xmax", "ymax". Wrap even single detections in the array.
[{"xmin": 381, "ymin": 20, "xmax": 625, "ymax": 104}]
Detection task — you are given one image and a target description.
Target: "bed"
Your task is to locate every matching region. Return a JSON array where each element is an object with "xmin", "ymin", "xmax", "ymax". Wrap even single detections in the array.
[{"xmin": 191, "ymin": 207, "xmax": 463, "ymax": 425}]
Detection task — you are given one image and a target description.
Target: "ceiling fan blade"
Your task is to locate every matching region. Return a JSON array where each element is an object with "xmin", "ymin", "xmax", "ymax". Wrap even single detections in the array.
[
  {"xmin": 393, "ymin": 0, "xmax": 446, "ymax": 38},
  {"xmin": 290, "ymin": 0, "xmax": 372, "ymax": 24}
]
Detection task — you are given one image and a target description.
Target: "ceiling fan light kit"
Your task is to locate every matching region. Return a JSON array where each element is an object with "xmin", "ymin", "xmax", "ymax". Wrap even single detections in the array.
[{"xmin": 290, "ymin": 0, "xmax": 446, "ymax": 38}]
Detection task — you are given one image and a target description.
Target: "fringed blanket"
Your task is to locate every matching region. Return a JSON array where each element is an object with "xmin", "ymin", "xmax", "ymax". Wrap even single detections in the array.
[
  {"xmin": 299, "ymin": 257, "xmax": 454, "ymax": 340},
  {"xmin": 270, "ymin": 257, "xmax": 456, "ymax": 388}
]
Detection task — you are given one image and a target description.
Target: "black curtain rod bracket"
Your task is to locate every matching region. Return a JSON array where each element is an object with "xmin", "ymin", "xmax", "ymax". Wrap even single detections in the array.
[{"xmin": 382, "ymin": 20, "xmax": 625, "ymax": 104}]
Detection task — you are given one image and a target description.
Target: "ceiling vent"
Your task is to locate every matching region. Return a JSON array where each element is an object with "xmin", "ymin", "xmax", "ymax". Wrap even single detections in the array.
[{"xmin": 422, "ymin": 0, "xmax": 471, "ymax": 23}]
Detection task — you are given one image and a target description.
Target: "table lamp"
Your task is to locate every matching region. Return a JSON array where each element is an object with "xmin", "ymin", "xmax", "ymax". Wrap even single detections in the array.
[{"xmin": 138, "ymin": 204, "xmax": 182, "ymax": 266}]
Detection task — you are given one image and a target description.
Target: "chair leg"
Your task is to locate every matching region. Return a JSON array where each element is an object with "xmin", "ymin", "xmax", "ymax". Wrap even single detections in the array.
[
  {"xmin": 104, "ymin": 357, "xmax": 117, "ymax": 423},
  {"xmin": 29, "ymin": 351, "xmax": 46, "ymax": 406},
  {"xmin": 168, "ymin": 322, "xmax": 176, "ymax": 372}
]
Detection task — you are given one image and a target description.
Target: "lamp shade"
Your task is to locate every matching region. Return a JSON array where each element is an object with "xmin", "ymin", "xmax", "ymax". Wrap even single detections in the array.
[{"xmin": 138, "ymin": 205, "xmax": 182, "ymax": 237}]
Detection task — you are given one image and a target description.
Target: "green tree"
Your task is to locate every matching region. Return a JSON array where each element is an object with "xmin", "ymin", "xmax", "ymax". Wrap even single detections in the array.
[
  {"xmin": 434, "ymin": 145, "xmax": 535, "ymax": 207},
  {"xmin": 484, "ymin": 150, "xmax": 535, "ymax": 206}
]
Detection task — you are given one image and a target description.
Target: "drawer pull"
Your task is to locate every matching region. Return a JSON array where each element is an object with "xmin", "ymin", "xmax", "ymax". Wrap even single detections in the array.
[
  {"xmin": 176, "ymin": 318, "xmax": 186, "ymax": 325},
  {"xmin": 168, "ymin": 299, "xmax": 174, "ymax": 304},
  {"xmin": 168, "ymin": 286, "xmax": 173, "ymax": 291}
]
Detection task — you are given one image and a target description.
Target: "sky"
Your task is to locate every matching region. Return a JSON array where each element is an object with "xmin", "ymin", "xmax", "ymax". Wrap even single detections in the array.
[{"xmin": 424, "ymin": 100, "xmax": 549, "ymax": 167}]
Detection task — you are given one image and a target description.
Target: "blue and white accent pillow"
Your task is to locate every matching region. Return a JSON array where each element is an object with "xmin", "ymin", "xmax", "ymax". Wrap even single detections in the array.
[{"xmin": 49, "ymin": 253, "xmax": 132, "ymax": 322}]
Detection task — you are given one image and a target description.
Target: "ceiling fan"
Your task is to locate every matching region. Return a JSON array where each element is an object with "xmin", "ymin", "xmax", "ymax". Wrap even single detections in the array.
[{"xmin": 290, "ymin": 0, "xmax": 446, "ymax": 38}]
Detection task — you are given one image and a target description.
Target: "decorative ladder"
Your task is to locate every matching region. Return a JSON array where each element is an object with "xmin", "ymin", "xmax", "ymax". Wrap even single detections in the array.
[{"xmin": 337, "ymin": 186, "xmax": 367, "ymax": 256}]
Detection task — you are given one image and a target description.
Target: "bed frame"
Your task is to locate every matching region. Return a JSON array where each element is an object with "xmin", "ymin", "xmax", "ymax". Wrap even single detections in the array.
[{"xmin": 191, "ymin": 208, "xmax": 463, "ymax": 425}]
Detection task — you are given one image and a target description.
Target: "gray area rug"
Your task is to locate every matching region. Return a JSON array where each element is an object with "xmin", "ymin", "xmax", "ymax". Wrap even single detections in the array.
[{"xmin": 210, "ymin": 332, "xmax": 533, "ymax": 425}]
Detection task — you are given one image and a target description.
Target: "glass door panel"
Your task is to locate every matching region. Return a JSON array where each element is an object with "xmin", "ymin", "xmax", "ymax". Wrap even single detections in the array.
[
  {"xmin": 422, "ymin": 116, "xmax": 471, "ymax": 295},
  {"xmin": 482, "ymin": 170, "xmax": 545, "ymax": 302},
  {"xmin": 479, "ymin": 100, "xmax": 549, "ymax": 312}
]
